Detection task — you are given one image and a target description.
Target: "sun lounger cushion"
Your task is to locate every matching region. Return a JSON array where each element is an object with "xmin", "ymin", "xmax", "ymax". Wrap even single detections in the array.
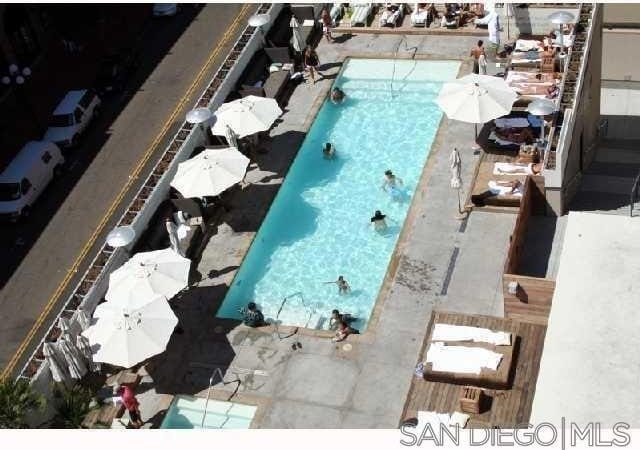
[
  {"xmin": 426, "ymin": 342, "xmax": 503, "ymax": 374},
  {"xmin": 351, "ymin": 3, "xmax": 372, "ymax": 26},
  {"xmin": 432, "ymin": 324, "xmax": 512, "ymax": 346},
  {"xmin": 495, "ymin": 117, "xmax": 530, "ymax": 128},
  {"xmin": 488, "ymin": 180, "xmax": 523, "ymax": 197},
  {"xmin": 450, "ymin": 412, "xmax": 470, "ymax": 428},
  {"xmin": 515, "ymin": 39, "xmax": 543, "ymax": 52},
  {"xmin": 411, "ymin": 3, "xmax": 429, "ymax": 25}
]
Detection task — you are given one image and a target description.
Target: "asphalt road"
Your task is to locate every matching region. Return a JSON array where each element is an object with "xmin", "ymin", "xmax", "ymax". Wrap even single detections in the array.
[{"xmin": 0, "ymin": 3, "xmax": 253, "ymax": 376}]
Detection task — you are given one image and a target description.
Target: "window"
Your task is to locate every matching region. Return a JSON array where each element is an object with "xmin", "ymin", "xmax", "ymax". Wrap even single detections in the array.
[
  {"xmin": 41, "ymin": 151, "xmax": 52, "ymax": 164},
  {"xmin": 50, "ymin": 113, "xmax": 74, "ymax": 127},
  {"xmin": 79, "ymin": 90, "xmax": 94, "ymax": 109},
  {"xmin": 74, "ymin": 108, "xmax": 83, "ymax": 123},
  {"xmin": 20, "ymin": 178, "xmax": 32, "ymax": 195},
  {"xmin": 0, "ymin": 182, "xmax": 21, "ymax": 201}
]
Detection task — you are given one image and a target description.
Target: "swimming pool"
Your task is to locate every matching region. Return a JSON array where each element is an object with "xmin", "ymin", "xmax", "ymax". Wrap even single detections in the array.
[
  {"xmin": 160, "ymin": 395, "xmax": 256, "ymax": 429},
  {"xmin": 217, "ymin": 58, "xmax": 460, "ymax": 331}
]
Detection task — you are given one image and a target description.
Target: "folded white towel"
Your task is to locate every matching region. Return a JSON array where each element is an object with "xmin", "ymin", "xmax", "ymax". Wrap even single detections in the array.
[
  {"xmin": 493, "ymin": 162, "xmax": 533, "ymax": 176},
  {"xmin": 488, "ymin": 180, "xmax": 523, "ymax": 196}
]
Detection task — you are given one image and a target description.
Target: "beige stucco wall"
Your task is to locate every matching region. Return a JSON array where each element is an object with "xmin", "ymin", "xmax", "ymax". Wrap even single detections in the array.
[
  {"xmin": 602, "ymin": 30, "xmax": 640, "ymax": 81},
  {"xmin": 603, "ymin": 3, "xmax": 640, "ymax": 25}
]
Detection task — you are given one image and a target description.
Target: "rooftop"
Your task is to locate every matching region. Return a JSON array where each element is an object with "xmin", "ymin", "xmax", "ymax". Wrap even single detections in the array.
[{"xmin": 530, "ymin": 212, "xmax": 640, "ymax": 426}]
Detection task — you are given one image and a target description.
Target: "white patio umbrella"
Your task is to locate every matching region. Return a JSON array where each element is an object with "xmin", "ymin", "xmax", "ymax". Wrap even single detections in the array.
[
  {"xmin": 170, "ymin": 147, "xmax": 250, "ymax": 198},
  {"xmin": 436, "ymin": 74, "xmax": 518, "ymax": 149},
  {"xmin": 44, "ymin": 342, "xmax": 70, "ymax": 385},
  {"xmin": 290, "ymin": 16, "xmax": 304, "ymax": 53},
  {"xmin": 211, "ymin": 96, "xmax": 282, "ymax": 138},
  {"xmin": 105, "ymin": 248, "xmax": 191, "ymax": 305},
  {"xmin": 82, "ymin": 296, "xmax": 178, "ymax": 368},
  {"xmin": 58, "ymin": 333, "xmax": 88, "ymax": 380},
  {"xmin": 76, "ymin": 334, "xmax": 101, "ymax": 372}
]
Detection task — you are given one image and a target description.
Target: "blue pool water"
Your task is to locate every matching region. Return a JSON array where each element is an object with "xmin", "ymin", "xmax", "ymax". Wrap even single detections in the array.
[
  {"xmin": 217, "ymin": 59, "xmax": 460, "ymax": 330},
  {"xmin": 161, "ymin": 396, "xmax": 256, "ymax": 429}
]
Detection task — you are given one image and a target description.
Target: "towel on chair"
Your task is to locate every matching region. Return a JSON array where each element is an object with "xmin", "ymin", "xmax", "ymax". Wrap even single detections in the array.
[
  {"xmin": 488, "ymin": 180, "xmax": 523, "ymax": 196},
  {"xmin": 493, "ymin": 162, "xmax": 533, "ymax": 176}
]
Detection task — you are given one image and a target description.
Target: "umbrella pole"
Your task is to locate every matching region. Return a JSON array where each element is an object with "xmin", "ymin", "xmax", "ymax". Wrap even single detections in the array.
[
  {"xmin": 455, "ymin": 188, "xmax": 467, "ymax": 220},
  {"xmin": 471, "ymin": 123, "xmax": 480, "ymax": 151}
]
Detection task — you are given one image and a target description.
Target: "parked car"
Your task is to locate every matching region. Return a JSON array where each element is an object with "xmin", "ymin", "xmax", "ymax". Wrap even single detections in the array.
[
  {"xmin": 152, "ymin": 4, "xmax": 179, "ymax": 17},
  {"xmin": 0, "ymin": 141, "xmax": 64, "ymax": 221},
  {"xmin": 44, "ymin": 89, "xmax": 101, "ymax": 149},
  {"xmin": 95, "ymin": 51, "xmax": 139, "ymax": 96}
]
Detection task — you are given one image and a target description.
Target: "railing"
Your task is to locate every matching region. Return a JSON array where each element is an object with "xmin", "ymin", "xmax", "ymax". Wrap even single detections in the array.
[
  {"xmin": 201, "ymin": 367, "xmax": 241, "ymax": 428},
  {"xmin": 631, "ymin": 170, "xmax": 640, "ymax": 217}
]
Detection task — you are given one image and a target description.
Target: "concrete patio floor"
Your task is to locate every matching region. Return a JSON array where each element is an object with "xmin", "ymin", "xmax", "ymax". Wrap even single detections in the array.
[{"xmin": 134, "ymin": 31, "xmax": 518, "ymax": 429}]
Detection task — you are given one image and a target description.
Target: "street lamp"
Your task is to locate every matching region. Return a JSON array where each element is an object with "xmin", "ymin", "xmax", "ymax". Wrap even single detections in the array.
[
  {"xmin": 186, "ymin": 107, "xmax": 213, "ymax": 145},
  {"xmin": 2, "ymin": 64, "xmax": 42, "ymax": 132},
  {"xmin": 106, "ymin": 225, "xmax": 136, "ymax": 248},
  {"xmin": 248, "ymin": 13, "xmax": 271, "ymax": 46}
]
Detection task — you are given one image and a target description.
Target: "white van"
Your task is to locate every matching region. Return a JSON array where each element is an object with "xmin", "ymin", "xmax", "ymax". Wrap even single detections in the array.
[
  {"xmin": 0, "ymin": 141, "xmax": 64, "ymax": 221},
  {"xmin": 44, "ymin": 89, "xmax": 101, "ymax": 148}
]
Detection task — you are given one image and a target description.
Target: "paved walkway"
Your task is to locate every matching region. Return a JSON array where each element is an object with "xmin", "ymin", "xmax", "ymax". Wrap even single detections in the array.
[{"xmin": 137, "ymin": 32, "xmax": 517, "ymax": 429}]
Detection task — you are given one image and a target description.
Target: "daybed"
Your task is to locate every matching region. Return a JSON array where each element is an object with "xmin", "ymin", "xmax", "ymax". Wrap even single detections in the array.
[
  {"xmin": 379, "ymin": 3, "xmax": 404, "ymax": 27},
  {"xmin": 237, "ymin": 47, "xmax": 292, "ymax": 102},
  {"xmin": 346, "ymin": 3, "xmax": 372, "ymax": 26}
]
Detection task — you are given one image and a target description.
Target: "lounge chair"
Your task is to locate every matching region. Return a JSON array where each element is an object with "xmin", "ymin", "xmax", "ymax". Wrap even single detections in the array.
[
  {"xmin": 347, "ymin": 3, "xmax": 372, "ymax": 27},
  {"xmin": 237, "ymin": 47, "xmax": 292, "ymax": 102},
  {"xmin": 488, "ymin": 180, "xmax": 523, "ymax": 197},
  {"xmin": 410, "ymin": 3, "xmax": 431, "ymax": 27},
  {"xmin": 379, "ymin": 3, "xmax": 404, "ymax": 27},
  {"xmin": 330, "ymin": 3, "xmax": 343, "ymax": 24},
  {"xmin": 291, "ymin": 5, "xmax": 319, "ymax": 43}
]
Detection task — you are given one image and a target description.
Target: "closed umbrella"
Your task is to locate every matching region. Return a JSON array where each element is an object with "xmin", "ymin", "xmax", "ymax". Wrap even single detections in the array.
[
  {"xmin": 436, "ymin": 74, "xmax": 517, "ymax": 149},
  {"xmin": 290, "ymin": 16, "xmax": 304, "ymax": 54},
  {"xmin": 76, "ymin": 334, "xmax": 100, "ymax": 372},
  {"xmin": 58, "ymin": 333, "xmax": 88, "ymax": 380},
  {"xmin": 211, "ymin": 96, "xmax": 282, "ymax": 138},
  {"xmin": 105, "ymin": 248, "xmax": 191, "ymax": 305},
  {"xmin": 170, "ymin": 147, "xmax": 250, "ymax": 198},
  {"xmin": 82, "ymin": 296, "xmax": 178, "ymax": 368},
  {"xmin": 165, "ymin": 219, "xmax": 182, "ymax": 256},
  {"xmin": 44, "ymin": 342, "xmax": 70, "ymax": 386},
  {"xmin": 224, "ymin": 124, "xmax": 238, "ymax": 149},
  {"xmin": 450, "ymin": 148, "xmax": 465, "ymax": 218},
  {"xmin": 76, "ymin": 308, "xmax": 92, "ymax": 331}
]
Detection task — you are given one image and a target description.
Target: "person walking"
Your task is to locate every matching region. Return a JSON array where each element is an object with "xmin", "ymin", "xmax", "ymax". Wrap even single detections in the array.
[
  {"xmin": 470, "ymin": 40, "xmax": 485, "ymax": 74},
  {"xmin": 321, "ymin": 8, "xmax": 334, "ymax": 43},
  {"xmin": 304, "ymin": 46, "xmax": 320, "ymax": 85},
  {"xmin": 117, "ymin": 385, "xmax": 143, "ymax": 429}
]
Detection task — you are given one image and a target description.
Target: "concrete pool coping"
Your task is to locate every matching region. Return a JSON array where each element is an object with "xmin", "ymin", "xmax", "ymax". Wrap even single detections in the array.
[{"xmin": 221, "ymin": 54, "xmax": 472, "ymax": 345}]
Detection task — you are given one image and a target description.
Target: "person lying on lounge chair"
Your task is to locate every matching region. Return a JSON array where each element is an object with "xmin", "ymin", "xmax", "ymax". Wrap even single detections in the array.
[
  {"xmin": 471, "ymin": 180, "xmax": 523, "ymax": 206},
  {"xmin": 494, "ymin": 127, "xmax": 535, "ymax": 144}
]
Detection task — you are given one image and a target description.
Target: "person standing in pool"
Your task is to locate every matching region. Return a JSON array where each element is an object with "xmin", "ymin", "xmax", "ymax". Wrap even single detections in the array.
[
  {"xmin": 370, "ymin": 210, "xmax": 388, "ymax": 232},
  {"xmin": 382, "ymin": 170, "xmax": 404, "ymax": 201},
  {"xmin": 324, "ymin": 275, "xmax": 351, "ymax": 294}
]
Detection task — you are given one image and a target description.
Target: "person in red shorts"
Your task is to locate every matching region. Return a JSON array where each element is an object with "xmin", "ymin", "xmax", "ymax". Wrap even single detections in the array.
[{"xmin": 118, "ymin": 385, "xmax": 143, "ymax": 428}]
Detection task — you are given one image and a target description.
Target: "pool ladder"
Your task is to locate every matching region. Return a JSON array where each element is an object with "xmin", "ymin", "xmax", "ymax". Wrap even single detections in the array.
[{"xmin": 201, "ymin": 368, "xmax": 241, "ymax": 428}]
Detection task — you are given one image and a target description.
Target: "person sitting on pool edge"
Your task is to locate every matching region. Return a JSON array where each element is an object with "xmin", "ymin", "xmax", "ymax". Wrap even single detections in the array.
[
  {"xmin": 239, "ymin": 302, "xmax": 265, "ymax": 327},
  {"xmin": 322, "ymin": 142, "xmax": 336, "ymax": 159},
  {"xmin": 332, "ymin": 320, "xmax": 352, "ymax": 342},
  {"xmin": 329, "ymin": 309, "xmax": 355, "ymax": 331},
  {"xmin": 330, "ymin": 87, "xmax": 345, "ymax": 104},
  {"xmin": 371, "ymin": 210, "xmax": 388, "ymax": 232}
]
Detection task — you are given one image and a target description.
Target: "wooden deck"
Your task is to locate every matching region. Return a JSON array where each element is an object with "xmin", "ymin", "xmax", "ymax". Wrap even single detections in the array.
[{"xmin": 402, "ymin": 311, "xmax": 546, "ymax": 428}]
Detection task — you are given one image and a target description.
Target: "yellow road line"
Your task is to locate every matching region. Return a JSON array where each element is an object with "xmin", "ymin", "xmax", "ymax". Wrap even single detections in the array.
[{"xmin": 1, "ymin": 4, "xmax": 252, "ymax": 380}]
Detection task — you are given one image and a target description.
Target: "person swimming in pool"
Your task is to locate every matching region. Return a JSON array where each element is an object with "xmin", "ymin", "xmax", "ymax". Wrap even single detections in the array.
[
  {"xmin": 331, "ymin": 87, "xmax": 345, "ymax": 104},
  {"xmin": 322, "ymin": 142, "xmax": 336, "ymax": 159},
  {"xmin": 370, "ymin": 210, "xmax": 388, "ymax": 232},
  {"xmin": 382, "ymin": 170, "xmax": 404, "ymax": 201},
  {"xmin": 324, "ymin": 275, "xmax": 351, "ymax": 294}
]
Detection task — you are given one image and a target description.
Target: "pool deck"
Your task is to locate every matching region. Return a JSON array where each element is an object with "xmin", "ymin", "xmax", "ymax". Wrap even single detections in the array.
[{"xmin": 133, "ymin": 32, "xmax": 519, "ymax": 429}]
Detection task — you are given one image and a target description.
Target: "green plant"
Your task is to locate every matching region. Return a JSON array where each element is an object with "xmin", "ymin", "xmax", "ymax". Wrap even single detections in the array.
[
  {"xmin": 0, "ymin": 378, "xmax": 46, "ymax": 428},
  {"xmin": 52, "ymin": 384, "xmax": 97, "ymax": 429}
]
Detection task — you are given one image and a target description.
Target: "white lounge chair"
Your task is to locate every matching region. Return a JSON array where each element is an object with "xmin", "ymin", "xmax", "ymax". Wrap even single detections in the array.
[
  {"xmin": 347, "ymin": 3, "xmax": 372, "ymax": 27},
  {"xmin": 379, "ymin": 3, "xmax": 404, "ymax": 27},
  {"xmin": 330, "ymin": 3, "xmax": 342, "ymax": 25},
  {"xmin": 411, "ymin": 3, "xmax": 429, "ymax": 27}
]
